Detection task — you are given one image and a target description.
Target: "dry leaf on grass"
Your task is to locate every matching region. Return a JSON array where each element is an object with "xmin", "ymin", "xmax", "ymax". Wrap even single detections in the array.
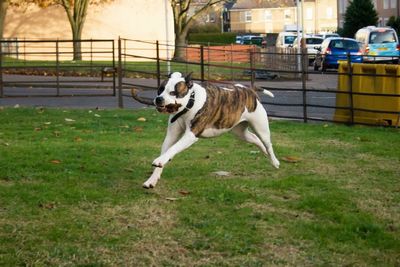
[
  {"xmin": 65, "ymin": 118, "xmax": 75, "ymax": 122},
  {"xmin": 133, "ymin": 126, "xmax": 143, "ymax": 133},
  {"xmin": 281, "ymin": 156, "xmax": 301, "ymax": 163},
  {"xmin": 165, "ymin": 197, "xmax": 179, "ymax": 201},
  {"xmin": 137, "ymin": 117, "xmax": 147, "ymax": 122},
  {"xmin": 213, "ymin": 171, "xmax": 231, "ymax": 177},
  {"xmin": 50, "ymin": 160, "xmax": 61, "ymax": 164},
  {"xmin": 179, "ymin": 190, "xmax": 190, "ymax": 196}
]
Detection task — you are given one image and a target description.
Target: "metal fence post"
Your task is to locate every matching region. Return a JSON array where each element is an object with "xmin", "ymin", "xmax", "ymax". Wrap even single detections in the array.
[
  {"xmin": 301, "ymin": 47, "xmax": 307, "ymax": 123},
  {"xmin": 0, "ymin": 40, "xmax": 3, "ymax": 98},
  {"xmin": 250, "ymin": 50, "xmax": 255, "ymax": 88},
  {"xmin": 200, "ymin": 45, "xmax": 205, "ymax": 82},
  {"xmin": 112, "ymin": 40, "xmax": 116, "ymax": 96},
  {"xmin": 118, "ymin": 37, "xmax": 123, "ymax": 108},
  {"xmin": 56, "ymin": 39, "xmax": 60, "ymax": 96},
  {"xmin": 156, "ymin": 40, "xmax": 161, "ymax": 87},
  {"xmin": 347, "ymin": 52, "xmax": 354, "ymax": 125}
]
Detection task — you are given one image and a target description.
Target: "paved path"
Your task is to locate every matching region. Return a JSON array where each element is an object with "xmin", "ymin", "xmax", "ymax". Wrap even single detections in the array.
[{"xmin": 0, "ymin": 73, "xmax": 339, "ymax": 121}]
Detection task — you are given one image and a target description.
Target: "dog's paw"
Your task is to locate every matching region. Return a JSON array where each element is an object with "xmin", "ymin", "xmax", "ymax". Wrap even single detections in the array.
[
  {"xmin": 272, "ymin": 159, "xmax": 280, "ymax": 169},
  {"xmin": 152, "ymin": 155, "xmax": 169, "ymax": 168},
  {"xmin": 143, "ymin": 181, "xmax": 155, "ymax": 189}
]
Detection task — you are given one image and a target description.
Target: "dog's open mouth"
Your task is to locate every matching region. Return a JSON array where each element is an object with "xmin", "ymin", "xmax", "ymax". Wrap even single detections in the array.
[{"xmin": 156, "ymin": 103, "xmax": 182, "ymax": 114}]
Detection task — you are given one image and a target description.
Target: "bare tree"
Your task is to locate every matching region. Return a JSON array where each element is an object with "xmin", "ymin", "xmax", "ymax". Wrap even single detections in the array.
[
  {"xmin": 1, "ymin": 0, "xmax": 112, "ymax": 60},
  {"xmin": 170, "ymin": 0, "xmax": 230, "ymax": 60}
]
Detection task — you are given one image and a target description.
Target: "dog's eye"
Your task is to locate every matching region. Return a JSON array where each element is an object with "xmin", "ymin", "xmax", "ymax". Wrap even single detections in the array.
[{"xmin": 169, "ymin": 91, "xmax": 177, "ymax": 96}]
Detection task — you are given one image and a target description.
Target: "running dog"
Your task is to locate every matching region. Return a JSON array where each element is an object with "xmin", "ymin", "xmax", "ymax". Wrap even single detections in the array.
[{"xmin": 141, "ymin": 72, "xmax": 279, "ymax": 188}]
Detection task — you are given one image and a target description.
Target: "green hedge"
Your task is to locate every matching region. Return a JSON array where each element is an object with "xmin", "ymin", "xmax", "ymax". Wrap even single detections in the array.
[{"xmin": 188, "ymin": 32, "xmax": 237, "ymax": 45}]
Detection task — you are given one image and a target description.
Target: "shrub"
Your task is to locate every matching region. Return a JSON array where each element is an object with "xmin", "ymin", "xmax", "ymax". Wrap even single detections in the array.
[{"xmin": 188, "ymin": 32, "xmax": 237, "ymax": 45}]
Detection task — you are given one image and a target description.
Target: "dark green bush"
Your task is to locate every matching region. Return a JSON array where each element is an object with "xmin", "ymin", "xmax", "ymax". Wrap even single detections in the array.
[{"xmin": 188, "ymin": 32, "xmax": 237, "ymax": 45}]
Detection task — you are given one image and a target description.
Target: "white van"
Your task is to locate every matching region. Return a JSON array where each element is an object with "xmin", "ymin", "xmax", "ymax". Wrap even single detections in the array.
[
  {"xmin": 355, "ymin": 26, "xmax": 400, "ymax": 62},
  {"xmin": 275, "ymin": 32, "xmax": 297, "ymax": 48}
]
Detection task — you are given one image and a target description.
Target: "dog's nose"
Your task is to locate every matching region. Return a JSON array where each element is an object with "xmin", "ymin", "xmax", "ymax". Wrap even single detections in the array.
[{"xmin": 155, "ymin": 96, "xmax": 164, "ymax": 106}]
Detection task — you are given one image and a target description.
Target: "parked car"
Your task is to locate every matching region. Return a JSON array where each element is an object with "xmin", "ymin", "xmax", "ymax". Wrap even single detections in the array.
[
  {"xmin": 275, "ymin": 32, "xmax": 297, "ymax": 48},
  {"xmin": 235, "ymin": 36, "xmax": 243, "ymax": 44},
  {"xmin": 313, "ymin": 37, "xmax": 363, "ymax": 71},
  {"xmin": 314, "ymin": 32, "xmax": 340, "ymax": 39},
  {"xmin": 243, "ymin": 36, "xmax": 267, "ymax": 48},
  {"xmin": 291, "ymin": 36, "xmax": 324, "ymax": 65},
  {"xmin": 355, "ymin": 26, "xmax": 400, "ymax": 63}
]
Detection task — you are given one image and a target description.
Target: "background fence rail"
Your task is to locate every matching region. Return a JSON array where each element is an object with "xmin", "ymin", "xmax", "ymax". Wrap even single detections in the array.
[{"xmin": 1, "ymin": 38, "xmax": 399, "ymax": 127}]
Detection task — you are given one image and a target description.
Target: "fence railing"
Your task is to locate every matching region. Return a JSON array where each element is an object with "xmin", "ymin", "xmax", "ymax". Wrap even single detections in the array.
[
  {"xmin": 0, "ymin": 39, "xmax": 116, "ymax": 97},
  {"xmin": 1, "ymin": 38, "xmax": 399, "ymax": 127}
]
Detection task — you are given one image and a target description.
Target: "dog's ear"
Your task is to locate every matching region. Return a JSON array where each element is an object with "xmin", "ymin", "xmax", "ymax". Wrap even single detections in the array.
[{"xmin": 185, "ymin": 72, "xmax": 193, "ymax": 88}]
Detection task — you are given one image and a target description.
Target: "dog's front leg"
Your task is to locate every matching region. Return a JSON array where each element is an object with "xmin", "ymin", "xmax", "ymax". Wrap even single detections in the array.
[
  {"xmin": 152, "ymin": 131, "xmax": 198, "ymax": 168},
  {"xmin": 143, "ymin": 123, "xmax": 184, "ymax": 189}
]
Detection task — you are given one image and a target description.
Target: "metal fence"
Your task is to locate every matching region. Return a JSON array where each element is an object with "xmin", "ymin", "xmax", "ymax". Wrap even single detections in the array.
[
  {"xmin": 1, "ymin": 38, "xmax": 399, "ymax": 127},
  {"xmin": 0, "ymin": 39, "xmax": 116, "ymax": 97}
]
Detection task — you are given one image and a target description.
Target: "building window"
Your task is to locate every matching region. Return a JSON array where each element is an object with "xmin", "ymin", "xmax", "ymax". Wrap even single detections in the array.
[
  {"xmin": 326, "ymin": 7, "xmax": 333, "ymax": 19},
  {"xmin": 265, "ymin": 10, "xmax": 272, "ymax": 21},
  {"xmin": 384, "ymin": 0, "xmax": 389, "ymax": 9},
  {"xmin": 373, "ymin": 0, "xmax": 377, "ymax": 9},
  {"xmin": 306, "ymin": 8, "xmax": 313, "ymax": 20},
  {"xmin": 245, "ymin": 11, "xmax": 252, "ymax": 22},
  {"xmin": 390, "ymin": 0, "xmax": 396, "ymax": 8}
]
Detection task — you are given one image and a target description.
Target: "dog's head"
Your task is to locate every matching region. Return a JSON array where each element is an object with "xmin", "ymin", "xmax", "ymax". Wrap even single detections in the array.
[{"xmin": 154, "ymin": 72, "xmax": 194, "ymax": 114}]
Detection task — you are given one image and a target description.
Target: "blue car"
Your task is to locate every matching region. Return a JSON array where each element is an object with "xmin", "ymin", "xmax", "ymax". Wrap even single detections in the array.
[{"xmin": 314, "ymin": 37, "xmax": 363, "ymax": 71}]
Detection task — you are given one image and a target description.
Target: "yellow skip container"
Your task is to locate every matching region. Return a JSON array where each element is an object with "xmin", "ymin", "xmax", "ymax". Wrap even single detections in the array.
[{"xmin": 335, "ymin": 62, "xmax": 400, "ymax": 126}]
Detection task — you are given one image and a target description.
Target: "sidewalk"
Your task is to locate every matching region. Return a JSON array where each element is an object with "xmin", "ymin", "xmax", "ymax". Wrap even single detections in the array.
[{"xmin": 0, "ymin": 73, "xmax": 338, "ymax": 110}]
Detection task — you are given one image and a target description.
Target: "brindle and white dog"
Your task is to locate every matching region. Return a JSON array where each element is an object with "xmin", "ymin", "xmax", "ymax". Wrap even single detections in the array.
[{"xmin": 142, "ymin": 72, "xmax": 279, "ymax": 188}]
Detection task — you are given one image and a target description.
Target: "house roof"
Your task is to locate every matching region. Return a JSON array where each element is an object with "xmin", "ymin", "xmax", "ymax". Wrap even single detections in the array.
[{"xmin": 231, "ymin": 0, "xmax": 296, "ymax": 10}]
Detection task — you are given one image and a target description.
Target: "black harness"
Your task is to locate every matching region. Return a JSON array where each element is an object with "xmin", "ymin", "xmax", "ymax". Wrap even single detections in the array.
[{"xmin": 170, "ymin": 90, "xmax": 195, "ymax": 123}]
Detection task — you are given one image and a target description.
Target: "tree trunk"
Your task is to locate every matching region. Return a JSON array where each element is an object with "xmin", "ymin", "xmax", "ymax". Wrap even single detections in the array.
[
  {"xmin": 72, "ymin": 27, "xmax": 82, "ymax": 61},
  {"xmin": 0, "ymin": 1, "xmax": 9, "ymax": 40},
  {"xmin": 173, "ymin": 31, "xmax": 188, "ymax": 61}
]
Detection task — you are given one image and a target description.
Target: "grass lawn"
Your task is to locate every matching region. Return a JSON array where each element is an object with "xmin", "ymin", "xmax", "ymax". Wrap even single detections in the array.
[{"xmin": 0, "ymin": 107, "xmax": 399, "ymax": 266}]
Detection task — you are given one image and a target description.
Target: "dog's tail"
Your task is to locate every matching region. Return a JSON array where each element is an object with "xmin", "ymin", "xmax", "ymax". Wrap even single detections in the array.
[
  {"xmin": 234, "ymin": 84, "xmax": 275, "ymax": 98},
  {"xmin": 131, "ymin": 87, "xmax": 155, "ymax": 106},
  {"xmin": 253, "ymin": 86, "xmax": 274, "ymax": 98}
]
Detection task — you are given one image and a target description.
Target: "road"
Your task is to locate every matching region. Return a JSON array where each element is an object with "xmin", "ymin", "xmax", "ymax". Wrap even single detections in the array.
[{"xmin": 0, "ymin": 72, "xmax": 339, "ymax": 121}]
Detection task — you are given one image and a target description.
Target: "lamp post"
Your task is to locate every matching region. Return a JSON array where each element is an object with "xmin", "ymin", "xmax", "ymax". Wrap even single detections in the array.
[{"xmin": 164, "ymin": 0, "xmax": 171, "ymax": 74}]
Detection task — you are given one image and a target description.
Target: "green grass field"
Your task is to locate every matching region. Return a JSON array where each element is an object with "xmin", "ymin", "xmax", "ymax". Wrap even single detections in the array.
[{"xmin": 0, "ymin": 108, "xmax": 399, "ymax": 266}]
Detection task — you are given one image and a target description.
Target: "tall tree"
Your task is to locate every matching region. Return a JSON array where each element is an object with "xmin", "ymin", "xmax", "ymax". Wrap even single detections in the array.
[
  {"xmin": 170, "ymin": 0, "xmax": 230, "ymax": 60},
  {"xmin": 0, "ymin": 0, "xmax": 9, "ymax": 40},
  {"xmin": 341, "ymin": 0, "xmax": 378, "ymax": 38},
  {"xmin": 387, "ymin": 16, "xmax": 400, "ymax": 37},
  {"xmin": 1, "ymin": 0, "xmax": 112, "ymax": 60},
  {"xmin": 0, "ymin": 0, "xmax": 33, "ymax": 40}
]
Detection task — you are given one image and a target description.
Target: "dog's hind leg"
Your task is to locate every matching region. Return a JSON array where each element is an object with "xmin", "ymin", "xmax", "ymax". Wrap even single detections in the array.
[
  {"xmin": 232, "ymin": 122, "xmax": 269, "ymax": 155},
  {"xmin": 143, "ymin": 122, "xmax": 184, "ymax": 189},
  {"xmin": 247, "ymin": 107, "xmax": 280, "ymax": 169}
]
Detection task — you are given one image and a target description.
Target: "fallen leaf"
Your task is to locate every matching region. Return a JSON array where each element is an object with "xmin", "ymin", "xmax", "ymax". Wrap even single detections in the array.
[
  {"xmin": 94, "ymin": 114, "xmax": 101, "ymax": 117},
  {"xmin": 65, "ymin": 118, "xmax": 75, "ymax": 122},
  {"xmin": 213, "ymin": 171, "xmax": 231, "ymax": 177},
  {"xmin": 3, "ymin": 142, "xmax": 10, "ymax": 146},
  {"xmin": 250, "ymin": 150, "xmax": 260, "ymax": 154},
  {"xmin": 50, "ymin": 160, "xmax": 61, "ymax": 164},
  {"xmin": 14, "ymin": 104, "xmax": 20, "ymax": 108},
  {"xmin": 44, "ymin": 122, "xmax": 52, "ymax": 125},
  {"xmin": 74, "ymin": 137, "xmax": 82, "ymax": 142},
  {"xmin": 133, "ymin": 126, "xmax": 143, "ymax": 132},
  {"xmin": 137, "ymin": 117, "xmax": 147, "ymax": 122},
  {"xmin": 179, "ymin": 190, "xmax": 190, "ymax": 196},
  {"xmin": 165, "ymin": 197, "xmax": 179, "ymax": 201},
  {"xmin": 39, "ymin": 202, "xmax": 56, "ymax": 210},
  {"xmin": 282, "ymin": 156, "xmax": 301, "ymax": 163}
]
